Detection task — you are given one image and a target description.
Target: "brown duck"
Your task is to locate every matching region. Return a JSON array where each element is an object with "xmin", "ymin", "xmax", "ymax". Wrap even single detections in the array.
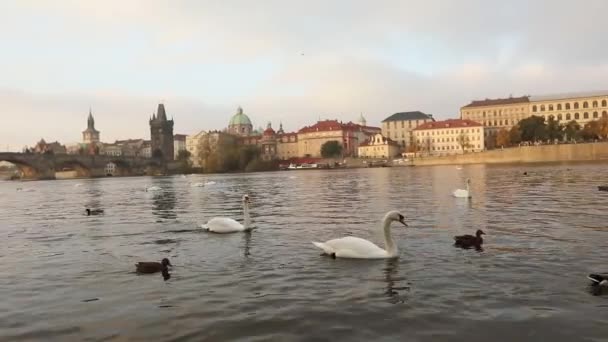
[
  {"xmin": 454, "ymin": 230, "xmax": 485, "ymax": 249},
  {"xmin": 135, "ymin": 258, "xmax": 172, "ymax": 274}
]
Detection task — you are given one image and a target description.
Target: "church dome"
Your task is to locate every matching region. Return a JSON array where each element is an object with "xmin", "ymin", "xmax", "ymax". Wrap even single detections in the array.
[{"xmin": 229, "ymin": 107, "xmax": 252, "ymax": 126}]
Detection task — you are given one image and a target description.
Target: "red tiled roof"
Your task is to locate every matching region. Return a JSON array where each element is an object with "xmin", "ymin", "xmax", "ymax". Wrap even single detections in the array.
[
  {"xmin": 298, "ymin": 120, "xmax": 378, "ymax": 134},
  {"xmin": 263, "ymin": 127, "xmax": 276, "ymax": 136},
  {"xmin": 414, "ymin": 119, "xmax": 483, "ymax": 130},
  {"xmin": 461, "ymin": 96, "xmax": 529, "ymax": 108}
]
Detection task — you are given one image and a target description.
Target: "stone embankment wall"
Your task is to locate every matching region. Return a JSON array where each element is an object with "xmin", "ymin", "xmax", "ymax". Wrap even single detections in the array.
[{"xmin": 411, "ymin": 142, "xmax": 608, "ymax": 166}]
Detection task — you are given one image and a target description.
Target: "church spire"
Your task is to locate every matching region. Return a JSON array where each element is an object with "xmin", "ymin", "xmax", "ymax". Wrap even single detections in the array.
[{"xmin": 87, "ymin": 108, "xmax": 95, "ymax": 129}]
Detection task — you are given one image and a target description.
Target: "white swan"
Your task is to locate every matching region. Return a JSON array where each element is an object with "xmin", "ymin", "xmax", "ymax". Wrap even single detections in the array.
[
  {"xmin": 452, "ymin": 178, "xmax": 471, "ymax": 198},
  {"xmin": 202, "ymin": 195, "xmax": 252, "ymax": 233},
  {"xmin": 146, "ymin": 186, "xmax": 162, "ymax": 192},
  {"xmin": 205, "ymin": 181, "xmax": 216, "ymax": 186},
  {"xmin": 191, "ymin": 182, "xmax": 204, "ymax": 187},
  {"xmin": 312, "ymin": 211, "xmax": 408, "ymax": 259}
]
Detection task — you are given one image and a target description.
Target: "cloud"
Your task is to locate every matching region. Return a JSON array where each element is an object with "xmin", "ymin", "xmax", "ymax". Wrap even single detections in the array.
[{"xmin": 1, "ymin": 0, "xmax": 608, "ymax": 149}]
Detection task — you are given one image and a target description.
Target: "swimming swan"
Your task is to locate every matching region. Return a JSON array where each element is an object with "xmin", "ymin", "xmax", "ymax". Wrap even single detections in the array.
[
  {"xmin": 312, "ymin": 211, "xmax": 409, "ymax": 259},
  {"xmin": 202, "ymin": 195, "xmax": 252, "ymax": 233},
  {"xmin": 452, "ymin": 179, "xmax": 471, "ymax": 198},
  {"xmin": 146, "ymin": 186, "xmax": 162, "ymax": 192}
]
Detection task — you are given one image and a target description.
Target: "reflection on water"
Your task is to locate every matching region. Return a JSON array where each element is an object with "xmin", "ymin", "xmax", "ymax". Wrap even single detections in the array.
[{"xmin": 1, "ymin": 164, "xmax": 608, "ymax": 341}]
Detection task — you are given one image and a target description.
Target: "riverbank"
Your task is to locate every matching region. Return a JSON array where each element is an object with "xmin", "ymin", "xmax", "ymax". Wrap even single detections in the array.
[{"xmin": 410, "ymin": 141, "xmax": 608, "ymax": 166}]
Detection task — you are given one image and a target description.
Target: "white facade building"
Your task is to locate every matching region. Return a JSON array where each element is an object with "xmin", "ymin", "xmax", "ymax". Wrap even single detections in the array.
[{"xmin": 414, "ymin": 119, "xmax": 484, "ymax": 156}]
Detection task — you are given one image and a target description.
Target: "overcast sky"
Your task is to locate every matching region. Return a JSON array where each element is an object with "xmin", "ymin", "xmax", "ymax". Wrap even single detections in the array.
[{"xmin": 1, "ymin": 0, "xmax": 607, "ymax": 150}]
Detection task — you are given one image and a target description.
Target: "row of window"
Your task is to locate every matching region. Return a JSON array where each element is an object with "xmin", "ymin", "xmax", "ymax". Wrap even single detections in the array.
[
  {"xmin": 416, "ymin": 128, "xmax": 481, "ymax": 136},
  {"xmin": 485, "ymin": 111, "xmax": 608, "ymax": 127},
  {"xmin": 416, "ymin": 136, "xmax": 481, "ymax": 144},
  {"xmin": 533, "ymin": 100, "xmax": 608, "ymax": 112},
  {"xmin": 464, "ymin": 107, "xmax": 526, "ymax": 117}
]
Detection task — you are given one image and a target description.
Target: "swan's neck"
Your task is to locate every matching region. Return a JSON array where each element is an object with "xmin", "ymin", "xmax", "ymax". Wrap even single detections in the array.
[
  {"xmin": 466, "ymin": 182, "xmax": 470, "ymax": 193},
  {"xmin": 382, "ymin": 215, "xmax": 397, "ymax": 256},
  {"xmin": 243, "ymin": 203, "xmax": 251, "ymax": 229}
]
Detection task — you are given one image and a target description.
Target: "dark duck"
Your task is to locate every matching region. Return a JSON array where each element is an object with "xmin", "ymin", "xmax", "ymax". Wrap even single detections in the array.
[
  {"xmin": 454, "ymin": 229, "xmax": 485, "ymax": 249},
  {"xmin": 86, "ymin": 208, "xmax": 104, "ymax": 216},
  {"xmin": 136, "ymin": 258, "xmax": 172, "ymax": 274},
  {"xmin": 588, "ymin": 273, "xmax": 608, "ymax": 286}
]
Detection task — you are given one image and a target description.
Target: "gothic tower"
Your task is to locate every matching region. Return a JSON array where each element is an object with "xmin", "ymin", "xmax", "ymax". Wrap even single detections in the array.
[
  {"xmin": 149, "ymin": 103, "xmax": 174, "ymax": 161},
  {"xmin": 82, "ymin": 108, "xmax": 100, "ymax": 144}
]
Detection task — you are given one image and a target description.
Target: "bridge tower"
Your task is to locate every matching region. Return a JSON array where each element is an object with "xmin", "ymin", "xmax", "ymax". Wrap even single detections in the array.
[
  {"xmin": 82, "ymin": 108, "xmax": 100, "ymax": 144},
  {"xmin": 149, "ymin": 103, "xmax": 174, "ymax": 161}
]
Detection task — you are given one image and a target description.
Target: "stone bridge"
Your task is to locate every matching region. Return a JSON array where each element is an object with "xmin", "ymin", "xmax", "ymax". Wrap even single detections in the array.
[{"xmin": 0, "ymin": 153, "xmax": 165, "ymax": 180}]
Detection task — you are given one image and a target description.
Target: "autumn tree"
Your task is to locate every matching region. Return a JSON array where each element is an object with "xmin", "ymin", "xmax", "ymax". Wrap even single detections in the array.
[
  {"xmin": 598, "ymin": 117, "xmax": 608, "ymax": 139},
  {"xmin": 457, "ymin": 132, "xmax": 472, "ymax": 152},
  {"xmin": 581, "ymin": 121, "xmax": 601, "ymax": 141},
  {"xmin": 496, "ymin": 128, "xmax": 511, "ymax": 147}
]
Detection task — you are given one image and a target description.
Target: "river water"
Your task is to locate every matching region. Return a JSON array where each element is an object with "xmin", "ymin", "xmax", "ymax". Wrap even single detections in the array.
[{"xmin": 1, "ymin": 164, "xmax": 608, "ymax": 341}]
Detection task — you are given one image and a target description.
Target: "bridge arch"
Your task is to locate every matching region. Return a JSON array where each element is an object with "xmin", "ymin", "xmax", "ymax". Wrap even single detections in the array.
[
  {"xmin": 54, "ymin": 159, "xmax": 93, "ymax": 178},
  {"xmin": 0, "ymin": 154, "xmax": 44, "ymax": 179}
]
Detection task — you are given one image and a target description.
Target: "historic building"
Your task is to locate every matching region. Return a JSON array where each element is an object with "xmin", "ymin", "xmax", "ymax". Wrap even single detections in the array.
[
  {"xmin": 381, "ymin": 111, "xmax": 435, "ymax": 151},
  {"xmin": 149, "ymin": 103, "xmax": 174, "ymax": 161},
  {"xmin": 82, "ymin": 108, "xmax": 100, "ymax": 145},
  {"xmin": 33, "ymin": 139, "xmax": 66, "ymax": 154},
  {"xmin": 460, "ymin": 96, "xmax": 530, "ymax": 139},
  {"xmin": 297, "ymin": 120, "xmax": 380, "ymax": 158},
  {"xmin": 528, "ymin": 91, "xmax": 608, "ymax": 125},
  {"xmin": 228, "ymin": 107, "xmax": 253, "ymax": 136},
  {"xmin": 413, "ymin": 119, "xmax": 484, "ymax": 156},
  {"xmin": 358, "ymin": 133, "xmax": 400, "ymax": 159},
  {"xmin": 460, "ymin": 92, "xmax": 608, "ymax": 147}
]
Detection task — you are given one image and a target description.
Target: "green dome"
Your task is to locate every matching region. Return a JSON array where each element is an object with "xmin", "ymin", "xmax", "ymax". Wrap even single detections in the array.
[{"xmin": 229, "ymin": 107, "xmax": 252, "ymax": 126}]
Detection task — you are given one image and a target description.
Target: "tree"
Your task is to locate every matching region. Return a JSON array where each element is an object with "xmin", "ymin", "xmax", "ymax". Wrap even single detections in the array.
[
  {"xmin": 320, "ymin": 141, "xmax": 343, "ymax": 158},
  {"xmin": 509, "ymin": 125, "xmax": 522, "ymax": 145},
  {"xmin": 518, "ymin": 115, "xmax": 547, "ymax": 142},
  {"xmin": 496, "ymin": 128, "xmax": 511, "ymax": 147},
  {"xmin": 563, "ymin": 120, "xmax": 581, "ymax": 141},
  {"xmin": 581, "ymin": 121, "xmax": 601, "ymax": 141},
  {"xmin": 457, "ymin": 132, "xmax": 472, "ymax": 152},
  {"xmin": 176, "ymin": 150, "xmax": 192, "ymax": 173},
  {"xmin": 546, "ymin": 116, "xmax": 563, "ymax": 142},
  {"xmin": 598, "ymin": 117, "xmax": 608, "ymax": 139}
]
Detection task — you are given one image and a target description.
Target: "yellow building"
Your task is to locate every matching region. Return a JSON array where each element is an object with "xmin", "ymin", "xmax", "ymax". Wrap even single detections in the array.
[
  {"xmin": 381, "ymin": 111, "xmax": 435, "ymax": 151},
  {"xmin": 460, "ymin": 96, "xmax": 530, "ymax": 138},
  {"xmin": 414, "ymin": 119, "xmax": 484, "ymax": 155},
  {"xmin": 297, "ymin": 120, "xmax": 381, "ymax": 158},
  {"xmin": 460, "ymin": 91, "xmax": 608, "ymax": 137},
  {"xmin": 528, "ymin": 91, "xmax": 608, "ymax": 125},
  {"xmin": 358, "ymin": 133, "xmax": 400, "ymax": 159}
]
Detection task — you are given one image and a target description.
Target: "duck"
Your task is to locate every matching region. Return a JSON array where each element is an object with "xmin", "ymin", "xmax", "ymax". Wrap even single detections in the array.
[
  {"xmin": 135, "ymin": 258, "xmax": 172, "ymax": 274},
  {"xmin": 452, "ymin": 178, "xmax": 471, "ymax": 198},
  {"xmin": 312, "ymin": 211, "xmax": 409, "ymax": 259},
  {"xmin": 454, "ymin": 229, "xmax": 485, "ymax": 249},
  {"xmin": 202, "ymin": 195, "xmax": 252, "ymax": 233},
  {"xmin": 598, "ymin": 186, "xmax": 608, "ymax": 192},
  {"xmin": 86, "ymin": 208, "xmax": 104, "ymax": 216},
  {"xmin": 588, "ymin": 273, "xmax": 608, "ymax": 286}
]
